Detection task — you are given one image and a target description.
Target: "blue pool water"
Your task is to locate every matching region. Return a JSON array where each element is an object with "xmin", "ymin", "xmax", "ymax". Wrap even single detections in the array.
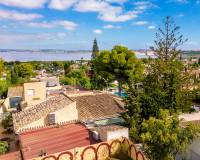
[{"xmin": 114, "ymin": 92, "xmax": 127, "ymax": 98}]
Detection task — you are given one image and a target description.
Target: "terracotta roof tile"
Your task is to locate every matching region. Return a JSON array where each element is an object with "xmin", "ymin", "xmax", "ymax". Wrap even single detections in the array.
[
  {"xmin": 7, "ymin": 86, "xmax": 23, "ymax": 97},
  {"xmin": 19, "ymin": 123, "xmax": 91, "ymax": 160},
  {"xmin": 72, "ymin": 94, "xmax": 125, "ymax": 121},
  {"xmin": 0, "ymin": 151, "xmax": 21, "ymax": 160}
]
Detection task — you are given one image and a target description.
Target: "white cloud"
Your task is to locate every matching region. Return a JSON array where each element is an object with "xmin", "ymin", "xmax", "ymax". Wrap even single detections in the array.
[
  {"xmin": 168, "ymin": 0, "xmax": 189, "ymax": 4},
  {"xmin": 0, "ymin": 9, "xmax": 43, "ymax": 21},
  {"xmin": 74, "ymin": 0, "xmax": 139, "ymax": 22},
  {"xmin": 177, "ymin": 13, "xmax": 184, "ymax": 17},
  {"xmin": 0, "ymin": 33, "xmax": 33, "ymax": 43},
  {"xmin": 134, "ymin": 1, "xmax": 157, "ymax": 11},
  {"xmin": 134, "ymin": 21, "xmax": 148, "ymax": 26},
  {"xmin": 99, "ymin": 10, "xmax": 138, "ymax": 22},
  {"xmin": 148, "ymin": 25, "xmax": 156, "ymax": 29},
  {"xmin": 25, "ymin": 20, "xmax": 78, "ymax": 30},
  {"xmin": 37, "ymin": 32, "xmax": 67, "ymax": 40},
  {"xmin": 0, "ymin": 32, "xmax": 68, "ymax": 44},
  {"xmin": 74, "ymin": 0, "xmax": 109, "ymax": 12},
  {"xmin": 0, "ymin": 0, "xmax": 47, "ymax": 9},
  {"xmin": 103, "ymin": 24, "xmax": 121, "ymax": 29},
  {"xmin": 0, "ymin": 0, "xmax": 156, "ymax": 24},
  {"xmin": 48, "ymin": 0, "xmax": 77, "ymax": 10},
  {"xmin": 56, "ymin": 32, "xmax": 67, "ymax": 39},
  {"xmin": 105, "ymin": 0, "xmax": 128, "ymax": 4},
  {"xmin": 93, "ymin": 29, "xmax": 102, "ymax": 34},
  {"xmin": 26, "ymin": 22, "xmax": 54, "ymax": 28},
  {"xmin": 56, "ymin": 20, "xmax": 77, "ymax": 30}
]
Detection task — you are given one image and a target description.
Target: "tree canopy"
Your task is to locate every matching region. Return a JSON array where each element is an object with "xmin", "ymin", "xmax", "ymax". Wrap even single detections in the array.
[
  {"xmin": 141, "ymin": 110, "xmax": 198, "ymax": 160},
  {"xmin": 0, "ymin": 58, "xmax": 4, "ymax": 77},
  {"xmin": 123, "ymin": 16, "xmax": 198, "ymax": 160},
  {"xmin": 61, "ymin": 65, "xmax": 91, "ymax": 89},
  {"xmin": 0, "ymin": 80, "xmax": 10, "ymax": 98},
  {"xmin": 14, "ymin": 63, "xmax": 33, "ymax": 78},
  {"xmin": 10, "ymin": 63, "xmax": 34, "ymax": 84},
  {"xmin": 93, "ymin": 45, "xmax": 143, "ymax": 95}
]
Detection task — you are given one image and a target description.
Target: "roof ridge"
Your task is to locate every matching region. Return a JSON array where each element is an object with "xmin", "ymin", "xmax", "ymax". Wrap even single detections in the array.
[{"xmin": 19, "ymin": 120, "xmax": 85, "ymax": 134}]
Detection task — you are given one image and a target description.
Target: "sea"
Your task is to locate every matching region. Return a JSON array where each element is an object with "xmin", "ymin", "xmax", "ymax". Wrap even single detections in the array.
[{"xmin": 0, "ymin": 50, "xmax": 149, "ymax": 62}]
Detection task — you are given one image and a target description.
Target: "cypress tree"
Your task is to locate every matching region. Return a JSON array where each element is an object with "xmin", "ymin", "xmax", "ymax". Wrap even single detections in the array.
[
  {"xmin": 11, "ymin": 68, "xmax": 18, "ymax": 84},
  {"xmin": 92, "ymin": 38, "xmax": 99, "ymax": 59}
]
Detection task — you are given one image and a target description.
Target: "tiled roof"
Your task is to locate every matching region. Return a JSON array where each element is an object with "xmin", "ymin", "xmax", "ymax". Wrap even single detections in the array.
[
  {"xmin": 7, "ymin": 86, "xmax": 23, "ymax": 97},
  {"xmin": 0, "ymin": 151, "xmax": 21, "ymax": 160},
  {"xmin": 12, "ymin": 94, "xmax": 74, "ymax": 132},
  {"xmin": 19, "ymin": 123, "xmax": 91, "ymax": 160},
  {"xmin": 72, "ymin": 94, "xmax": 125, "ymax": 121}
]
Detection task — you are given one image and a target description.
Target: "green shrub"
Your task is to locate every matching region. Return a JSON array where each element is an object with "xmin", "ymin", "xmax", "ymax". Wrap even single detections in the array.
[{"xmin": 0, "ymin": 141, "xmax": 9, "ymax": 154}]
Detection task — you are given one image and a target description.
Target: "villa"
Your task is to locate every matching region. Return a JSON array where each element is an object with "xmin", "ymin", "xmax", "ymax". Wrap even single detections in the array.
[
  {"xmin": 3, "ymin": 82, "xmax": 46, "ymax": 112},
  {"xmin": 12, "ymin": 92, "xmax": 125, "ymax": 133}
]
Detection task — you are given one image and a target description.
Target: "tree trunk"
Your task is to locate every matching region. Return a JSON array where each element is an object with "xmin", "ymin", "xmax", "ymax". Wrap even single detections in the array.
[{"xmin": 118, "ymin": 80, "xmax": 122, "ymax": 97}]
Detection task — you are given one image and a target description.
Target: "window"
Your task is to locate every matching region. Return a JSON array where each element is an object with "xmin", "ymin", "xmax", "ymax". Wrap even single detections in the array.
[
  {"xmin": 9, "ymin": 97, "xmax": 22, "ymax": 109},
  {"xmin": 27, "ymin": 89, "xmax": 35, "ymax": 96}
]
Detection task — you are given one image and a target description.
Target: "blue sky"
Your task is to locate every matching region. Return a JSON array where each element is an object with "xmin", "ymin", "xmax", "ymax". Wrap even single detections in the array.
[{"xmin": 0, "ymin": 0, "xmax": 199, "ymax": 50}]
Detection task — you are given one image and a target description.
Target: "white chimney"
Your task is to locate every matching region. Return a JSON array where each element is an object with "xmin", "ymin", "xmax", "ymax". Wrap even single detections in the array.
[{"xmin": 92, "ymin": 131, "xmax": 99, "ymax": 140}]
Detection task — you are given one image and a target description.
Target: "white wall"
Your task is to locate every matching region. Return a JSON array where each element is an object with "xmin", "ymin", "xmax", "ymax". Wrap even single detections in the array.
[
  {"xmin": 179, "ymin": 112, "xmax": 200, "ymax": 121},
  {"xmin": 187, "ymin": 137, "xmax": 200, "ymax": 160},
  {"xmin": 3, "ymin": 98, "xmax": 17, "ymax": 112},
  {"xmin": 54, "ymin": 101, "xmax": 78, "ymax": 123},
  {"xmin": 23, "ymin": 82, "xmax": 46, "ymax": 106},
  {"xmin": 177, "ymin": 137, "xmax": 200, "ymax": 160},
  {"xmin": 107, "ymin": 128, "xmax": 129, "ymax": 141}
]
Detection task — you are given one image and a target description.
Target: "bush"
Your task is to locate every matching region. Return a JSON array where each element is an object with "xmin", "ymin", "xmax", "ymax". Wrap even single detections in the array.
[
  {"xmin": 0, "ymin": 141, "xmax": 9, "ymax": 154},
  {"xmin": 1, "ymin": 113, "xmax": 13, "ymax": 133},
  {"xmin": 0, "ymin": 80, "xmax": 10, "ymax": 98},
  {"xmin": 60, "ymin": 77, "xmax": 76, "ymax": 85}
]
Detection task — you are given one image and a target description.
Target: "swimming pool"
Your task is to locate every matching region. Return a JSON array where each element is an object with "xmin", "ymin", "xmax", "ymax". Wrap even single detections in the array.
[{"xmin": 114, "ymin": 92, "xmax": 127, "ymax": 97}]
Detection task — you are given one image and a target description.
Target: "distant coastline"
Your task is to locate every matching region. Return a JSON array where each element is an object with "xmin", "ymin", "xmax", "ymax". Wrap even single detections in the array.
[
  {"xmin": 0, "ymin": 49, "xmax": 199, "ymax": 62},
  {"xmin": 0, "ymin": 50, "xmax": 92, "ymax": 62}
]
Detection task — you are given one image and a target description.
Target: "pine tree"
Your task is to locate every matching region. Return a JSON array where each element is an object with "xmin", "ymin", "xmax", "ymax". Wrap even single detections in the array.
[
  {"xmin": 124, "ymin": 17, "xmax": 196, "ymax": 159},
  {"xmin": 151, "ymin": 16, "xmax": 187, "ymax": 61},
  {"xmin": 93, "ymin": 45, "xmax": 143, "ymax": 96},
  {"xmin": 92, "ymin": 38, "xmax": 99, "ymax": 59},
  {"xmin": 123, "ymin": 82, "xmax": 142, "ymax": 141}
]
